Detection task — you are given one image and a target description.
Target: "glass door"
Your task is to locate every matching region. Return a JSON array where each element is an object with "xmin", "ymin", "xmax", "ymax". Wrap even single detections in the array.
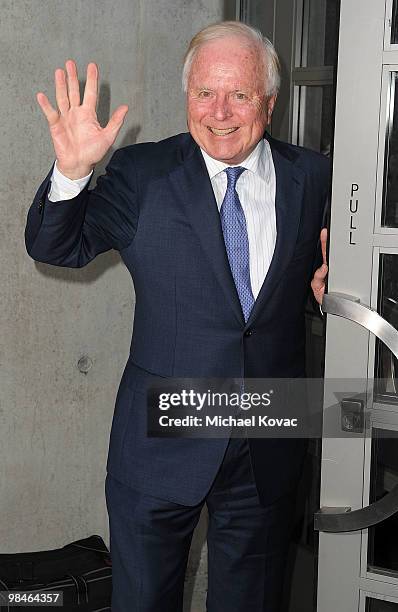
[
  {"xmin": 363, "ymin": 595, "xmax": 398, "ymax": 611},
  {"xmin": 317, "ymin": 0, "xmax": 398, "ymax": 609}
]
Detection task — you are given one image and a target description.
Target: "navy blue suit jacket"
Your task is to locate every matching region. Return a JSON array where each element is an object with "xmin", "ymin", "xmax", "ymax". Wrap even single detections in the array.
[{"xmin": 25, "ymin": 132, "xmax": 330, "ymax": 506}]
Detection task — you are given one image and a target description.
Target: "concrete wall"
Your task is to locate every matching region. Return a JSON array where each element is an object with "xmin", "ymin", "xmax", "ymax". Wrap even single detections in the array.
[{"xmin": 0, "ymin": 1, "xmax": 239, "ymax": 608}]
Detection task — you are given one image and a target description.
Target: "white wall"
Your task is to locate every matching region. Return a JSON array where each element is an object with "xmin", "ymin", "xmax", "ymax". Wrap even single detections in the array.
[{"xmin": 0, "ymin": 0, "xmax": 228, "ymax": 559}]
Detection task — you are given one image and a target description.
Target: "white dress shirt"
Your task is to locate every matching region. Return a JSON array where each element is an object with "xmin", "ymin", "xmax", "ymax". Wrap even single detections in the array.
[
  {"xmin": 48, "ymin": 162, "xmax": 93, "ymax": 201},
  {"xmin": 200, "ymin": 139, "xmax": 276, "ymax": 299},
  {"xmin": 48, "ymin": 138, "xmax": 277, "ymax": 299}
]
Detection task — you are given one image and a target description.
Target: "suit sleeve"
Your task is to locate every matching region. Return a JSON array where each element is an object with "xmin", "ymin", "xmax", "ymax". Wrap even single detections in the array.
[{"xmin": 25, "ymin": 147, "xmax": 138, "ymax": 268}]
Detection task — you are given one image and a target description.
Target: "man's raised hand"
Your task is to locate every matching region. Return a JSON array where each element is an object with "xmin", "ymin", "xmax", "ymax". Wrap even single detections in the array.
[{"xmin": 36, "ymin": 60, "xmax": 128, "ymax": 180}]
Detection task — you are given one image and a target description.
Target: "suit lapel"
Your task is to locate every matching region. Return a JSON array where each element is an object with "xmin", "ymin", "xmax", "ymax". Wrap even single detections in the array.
[
  {"xmin": 167, "ymin": 135, "xmax": 305, "ymax": 328},
  {"xmin": 168, "ymin": 141, "xmax": 245, "ymax": 325},
  {"xmin": 246, "ymin": 140, "xmax": 305, "ymax": 326}
]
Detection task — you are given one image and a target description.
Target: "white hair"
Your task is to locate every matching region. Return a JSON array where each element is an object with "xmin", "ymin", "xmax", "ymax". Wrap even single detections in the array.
[{"xmin": 182, "ymin": 21, "xmax": 281, "ymax": 98}]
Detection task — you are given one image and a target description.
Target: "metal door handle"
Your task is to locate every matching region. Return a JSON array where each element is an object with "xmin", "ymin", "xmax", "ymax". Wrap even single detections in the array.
[
  {"xmin": 314, "ymin": 292, "xmax": 398, "ymax": 532},
  {"xmin": 322, "ymin": 292, "xmax": 398, "ymax": 356}
]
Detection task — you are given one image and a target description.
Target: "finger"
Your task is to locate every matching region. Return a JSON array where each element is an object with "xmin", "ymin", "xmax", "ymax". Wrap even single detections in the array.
[
  {"xmin": 55, "ymin": 68, "xmax": 70, "ymax": 114},
  {"xmin": 36, "ymin": 92, "xmax": 59, "ymax": 126},
  {"xmin": 311, "ymin": 282, "xmax": 325, "ymax": 305},
  {"xmin": 82, "ymin": 62, "xmax": 98, "ymax": 109},
  {"xmin": 312, "ymin": 263, "xmax": 328, "ymax": 285},
  {"xmin": 311, "ymin": 274, "xmax": 326, "ymax": 290},
  {"xmin": 320, "ymin": 227, "xmax": 328, "ymax": 265},
  {"xmin": 103, "ymin": 105, "xmax": 129, "ymax": 142},
  {"xmin": 65, "ymin": 59, "xmax": 80, "ymax": 107}
]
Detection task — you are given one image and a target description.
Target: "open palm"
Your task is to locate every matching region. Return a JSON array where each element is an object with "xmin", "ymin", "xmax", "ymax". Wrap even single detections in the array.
[{"xmin": 36, "ymin": 60, "xmax": 128, "ymax": 179}]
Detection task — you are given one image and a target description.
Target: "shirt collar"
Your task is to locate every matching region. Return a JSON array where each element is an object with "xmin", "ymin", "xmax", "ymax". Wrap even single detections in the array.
[{"xmin": 200, "ymin": 138, "xmax": 271, "ymax": 182}]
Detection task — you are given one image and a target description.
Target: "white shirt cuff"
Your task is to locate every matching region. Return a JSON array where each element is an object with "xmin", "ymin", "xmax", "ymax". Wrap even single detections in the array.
[{"xmin": 48, "ymin": 161, "xmax": 93, "ymax": 202}]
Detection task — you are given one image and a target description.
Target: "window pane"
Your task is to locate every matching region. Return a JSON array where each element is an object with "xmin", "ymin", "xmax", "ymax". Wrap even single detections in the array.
[
  {"xmin": 366, "ymin": 597, "xmax": 398, "ymax": 611},
  {"xmin": 392, "ymin": 0, "xmax": 398, "ymax": 45},
  {"xmin": 375, "ymin": 254, "xmax": 398, "ymax": 399},
  {"xmin": 298, "ymin": 0, "xmax": 340, "ymax": 67},
  {"xmin": 296, "ymin": 85, "xmax": 333, "ymax": 154},
  {"xmin": 382, "ymin": 73, "xmax": 398, "ymax": 227},
  {"xmin": 239, "ymin": 0, "xmax": 269, "ymax": 32},
  {"xmin": 367, "ymin": 428, "xmax": 398, "ymax": 575}
]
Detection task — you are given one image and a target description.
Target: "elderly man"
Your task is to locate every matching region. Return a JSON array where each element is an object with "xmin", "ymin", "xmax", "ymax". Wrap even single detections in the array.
[{"xmin": 26, "ymin": 21, "xmax": 328, "ymax": 612}]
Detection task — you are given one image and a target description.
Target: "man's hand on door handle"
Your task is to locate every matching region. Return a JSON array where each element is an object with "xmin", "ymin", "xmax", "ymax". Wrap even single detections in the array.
[{"xmin": 311, "ymin": 228, "xmax": 328, "ymax": 305}]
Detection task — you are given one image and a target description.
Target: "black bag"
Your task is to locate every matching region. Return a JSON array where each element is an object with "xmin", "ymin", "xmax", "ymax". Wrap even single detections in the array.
[{"xmin": 0, "ymin": 535, "xmax": 112, "ymax": 611}]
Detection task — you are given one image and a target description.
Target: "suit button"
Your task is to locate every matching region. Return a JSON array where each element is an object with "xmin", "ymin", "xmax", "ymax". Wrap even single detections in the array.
[
  {"xmin": 38, "ymin": 199, "xmax": 44, "ymax": 214},
  {"xmin": 244, "ymin": 329, "xmax": 253, "ymax": 337}
]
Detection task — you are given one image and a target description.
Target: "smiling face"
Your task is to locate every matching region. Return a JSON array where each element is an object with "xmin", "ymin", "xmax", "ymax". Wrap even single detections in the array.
[{"xmin": 186, "ymin": 36, "xmax": 276, "ymax": 164}]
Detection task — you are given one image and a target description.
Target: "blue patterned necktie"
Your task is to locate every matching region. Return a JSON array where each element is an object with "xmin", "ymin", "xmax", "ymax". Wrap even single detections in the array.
[{"xmin": 220, "ymin": 167, "xmax": 254, "ymax": 322}]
